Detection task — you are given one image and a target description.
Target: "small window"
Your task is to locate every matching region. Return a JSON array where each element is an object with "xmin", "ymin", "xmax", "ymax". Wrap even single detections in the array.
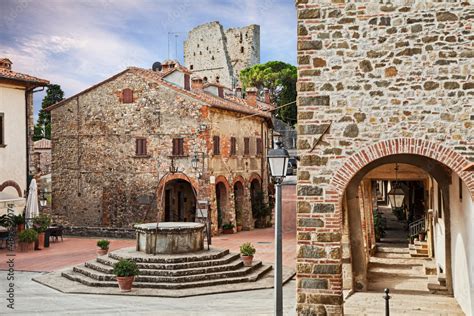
[
  {"xmin": 190, "ymin": 65, "xmax": 194, "ymax": 70},
  {"xmin": 218, "ymin": 86, "xmax": 224, "ymax": 98},
  {"xmin": 244, "ymin": 137, "xmax": 250, "ymax": 155},
  {"xmin": 240, "ymin": 46, "xmax": 244, "ymax": 53},
  {"xmin": 230, "ymin": 137, "xmax": 237, "ymax": 156},
  {"xmin": 136, "ymin": 138, "xmax": 147, "ymax": 156},
  {"xmin": 213, "ymin": 136, "xmax": 220, "ymax": 155},
  {"xmin": 256, "ymin": 138, "xmax": 263, "ymax": 155},
  {"xmin": 123, "ymin": 88, "xmax": 133, "ymax": 103},
  {"xmin": 459, "ymin": 178, "xmax": 463, "ymax": 201},
  {"xmin": 239, "ymin": 33, "xmax": 243, "ymax": 43},
  {"xmin": 0, "ymin": 113, "xmax": 4, "ymax": 146},
  {"xmin": 172, "ymin": 138, "xmax": 184, "ymax": 156}
]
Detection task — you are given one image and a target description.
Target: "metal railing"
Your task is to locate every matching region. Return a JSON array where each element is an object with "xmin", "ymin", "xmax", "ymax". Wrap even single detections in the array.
[{"xmin": 409, "ymin": 218, "xmax": 425, "ymax": 237}]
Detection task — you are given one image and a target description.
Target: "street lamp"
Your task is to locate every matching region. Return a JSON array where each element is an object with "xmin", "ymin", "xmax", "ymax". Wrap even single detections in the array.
[
  {"xmin": 267, "ymin": 141, "xmax": 289, "ymax": 316},
  {"xmin": 388, "ymin": 163, "xmax": 405, "ymax": 209},
  {"xmin": 191, "ymin": 154, "xmax": 199, "ymax": 170},
  {"xmin": 39, "ymin": 190, "xmax": 47, "ymax": 207}
]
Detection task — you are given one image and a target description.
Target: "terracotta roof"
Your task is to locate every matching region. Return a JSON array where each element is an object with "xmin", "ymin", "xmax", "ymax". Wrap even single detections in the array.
[
  {"xmin": 47, "ymin": 67, "xmax": 272, "ymax": 122},
  {"xmin": 34, "ymin": 138, "xmax": 51, "ymax": 150},
  {"xmin": 0, "ymin": 67, "xmax": 49, "ymax": 86}
]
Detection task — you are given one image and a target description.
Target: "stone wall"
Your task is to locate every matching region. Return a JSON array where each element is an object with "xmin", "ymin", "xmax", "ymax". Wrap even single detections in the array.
[
  {"xmin": 184, "ymin": 22, "xmax": 260, "ymax": 88},
  {"xmin": 296, "ymin": 1, "xmax": 473, "ymax": 314}
]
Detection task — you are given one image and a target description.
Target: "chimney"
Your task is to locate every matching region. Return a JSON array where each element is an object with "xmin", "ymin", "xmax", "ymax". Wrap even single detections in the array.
[
  {"xmin": 0, "ymin": 58, "xmax": 12, "ymax": 70},
  {"xmin": 264, "ymin": 88, "xmax": 271, "ymax": 104},
  {"xmin": 245, "ymin": 87, "xmax": 258, "ymax": 107},
  {"xmin": 234, "ymin": 87, "xmax": 242, "ymax": 98},
  {"xmin": 191, "ymin": 76, "xmax": 204, "ymax": 90}
]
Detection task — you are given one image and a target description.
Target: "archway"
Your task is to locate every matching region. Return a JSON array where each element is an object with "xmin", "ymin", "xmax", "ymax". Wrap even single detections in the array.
[
  {"xmin": 163, "ymin": 179, "xmax": 196, "ymax": 222},
  {"xmin": 305, "ymin": 138, "xmax": 474, "ymax": 314},
  {"xmin": 250, "ymin": 178, "xmax": 263, "ymax": 227},
  {"xmin": 233, "ymin": 180, "xmax": 245, "ymax": 230},
  {"xmin": 215, "ymin": 182, "xmax": 228, "ymax": 228}
]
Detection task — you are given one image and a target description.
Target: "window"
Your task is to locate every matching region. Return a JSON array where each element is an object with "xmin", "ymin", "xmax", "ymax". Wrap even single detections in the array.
[
  {"xmin": 437, "ymin": 187, "xmax": 443, "ymax": 219},
  {"xmin": 240, "ymin": 46, "xmax": 244, "ymax": 53},
  {"xmin": 0, "ymin": 113, "xmax": 4, "ymax": 146},
  {"xmin": 459, "ymin": 178, "xmax": 463, "ymax": 201},
  {"xmin": 218, "ymin": 86, "xmax": 224, "ymax": 98},
  {"xmin": 256, "ymin": 138, "xmax": 263, "ymax": 156},
  {"xmin": 230, "ymin": 137, "xmax": 237, "ymax": 156},
  {"xmin": 213, "ymin": 136, "xmax": 220, "ymax": 155},
  {"xmin": 172, "ymin": 138, "xmax": 184, "ymax": 156},
  {"xmin": 123, "ymin": 88, "xmax": 133, "ymax": 103},
  {"xmin": 244, "ymin": 137, "xmax": 250, "ymax": 155},
  {"xmin": 135, "ymin": 138, "xmax": 147, "ymax": 156}
]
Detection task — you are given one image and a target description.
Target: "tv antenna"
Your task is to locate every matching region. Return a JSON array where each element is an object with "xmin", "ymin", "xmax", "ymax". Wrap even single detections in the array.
[{"xmin": 167, "ymin": 32, "xmax": 186, "ymax": 61}]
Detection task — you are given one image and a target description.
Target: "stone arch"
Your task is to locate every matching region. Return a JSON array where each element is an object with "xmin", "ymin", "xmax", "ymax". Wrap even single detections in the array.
[
  {"xmin": 248, "ymin": 172, "xmax": 262, "ymax": 186},
  {"xmin": 0, "ymin": 180, "xmax": 22, "ymax": 197},
  {"xmin": 330, "ymin": 138, "xmax": 474, "ymax": 297},
  {"xmin": 330, "ymin": 138, "xmax": 474, "ymax": 198},
  {"xmin": 156, "ymin": 173, "xmax": 199, "ymax": 222},
  {"xmin": 215, "ymin": 175, "xmax": 231, "ymax": 229},
  {"xmin": 232, "ymin": 176, "xmax": 246, "ymax": 229}
]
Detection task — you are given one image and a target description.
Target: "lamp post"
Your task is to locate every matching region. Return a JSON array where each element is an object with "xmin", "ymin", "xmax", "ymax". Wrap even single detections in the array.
[
  {"xmin": 267, "ymin": 141, "xmax": 289, "ymax": 316},
  {"xmin": 39, "ymin": 190, "xmax": 47, "ymax": 208}
]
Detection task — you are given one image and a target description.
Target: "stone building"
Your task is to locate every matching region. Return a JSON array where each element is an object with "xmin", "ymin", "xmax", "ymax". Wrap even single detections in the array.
[
  {"xmin": 184, "ymin": 21, "xmax": 260, "ymax": 89},
  {"xmin": 0, "ymin": 58, "xmax": 49, "ymax": 215},
  {"xmin": 47, "ymin": 60, "xmax": 273, "ymax": 235},
  {"xmin": 33, "ymin": 138, "xmax": 52, "ymax": 175},
  {"xmin": 296, "ymin": 1, "xmax": 473, "ymax": 315}
]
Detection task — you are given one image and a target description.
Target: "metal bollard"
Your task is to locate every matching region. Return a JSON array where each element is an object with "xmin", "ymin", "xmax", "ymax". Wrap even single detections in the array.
[{"xmin": 383, "ymin": 288, "xmax": 391, "ymax": 316}]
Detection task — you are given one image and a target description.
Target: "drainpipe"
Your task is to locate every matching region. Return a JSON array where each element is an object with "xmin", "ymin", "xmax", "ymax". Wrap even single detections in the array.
[{"xmin": 25, "ymin": 86, "xmax": 45, "ymax": 191}]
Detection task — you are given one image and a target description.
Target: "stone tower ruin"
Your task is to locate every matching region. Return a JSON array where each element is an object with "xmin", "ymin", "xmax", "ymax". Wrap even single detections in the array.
[{"xmin": 184, "ymin": 21, "xmax": 260, "ymax": 88}]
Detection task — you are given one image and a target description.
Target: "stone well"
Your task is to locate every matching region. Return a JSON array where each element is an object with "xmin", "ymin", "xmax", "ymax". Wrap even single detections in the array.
[{"xmin": 134, "ymin": 222, "xmax": 205, "ymax": 254}]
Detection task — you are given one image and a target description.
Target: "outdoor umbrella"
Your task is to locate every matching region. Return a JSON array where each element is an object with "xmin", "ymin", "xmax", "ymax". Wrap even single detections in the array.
[{"xmin": 25, "ymin": 179, "xmax": 39, "ymax": 228}]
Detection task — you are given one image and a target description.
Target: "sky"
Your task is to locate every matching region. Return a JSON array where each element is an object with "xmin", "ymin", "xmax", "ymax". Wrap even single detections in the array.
[{"xmin": 0, "ymin": 0, "xmax": 296, "ymax": 120}]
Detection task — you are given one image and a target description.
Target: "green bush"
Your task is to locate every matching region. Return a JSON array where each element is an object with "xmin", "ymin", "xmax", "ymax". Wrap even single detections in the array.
[
  {"xmin": 222, "ymin": 223, "xmax": 234, "ymax": 230},
  {"xmin": 33, "ymin": 214, "xmax": 51, "ymax": 233},
  {"xmin": 19, "ymin": 229, "xmax": 38, "ymax": 243},
  {"xmin": 97, "ymin": 239, "xmax": 110, "ymax": 250},
  {"xmin": 113, "ymin": 259, "xmax": 139, "ymax": 277},
  {"xmin": 240, "ymin": 242, "xmax": 256, "ymax": 256},
  {"xmin": 14, "ymin": 213, "xmax": 25, "ymax": 226},
  {"xmin": 373, "ymin": 210, "xmax": 385, "ymax": 241}
]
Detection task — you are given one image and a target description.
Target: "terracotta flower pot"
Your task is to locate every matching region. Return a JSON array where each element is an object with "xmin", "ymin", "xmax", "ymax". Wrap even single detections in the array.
[
  {"xmin": 19, "ymin": 241, "xmax": 35, "ymax": 252},
  {"xmin": 36, "ymin": 232, "xmax": 45, "ymax": 250},
  {"xmin": 241, "ymin": 255, "xmax": 254, "ymax": 267},
  {"xmin": 222, "ymin": 229, "xmax": 234, "ymax": 234},
  {"xmin": 97, "ymin": 248, "xmax": 108, "ymax": 256},
  {"xmin": 237, "ymin": 225, "xmax": 243, "ymax": 232},
  {"xmin": 17, "ymin": 224, "xmax": 25, "ymax": 235},
  {"xmin": 418, "ymin": 233, "xmax": 425, "ymax": 242},
  {"xmin": 116, "ymin": 276, "xmax": 135, "ymax": 292}
]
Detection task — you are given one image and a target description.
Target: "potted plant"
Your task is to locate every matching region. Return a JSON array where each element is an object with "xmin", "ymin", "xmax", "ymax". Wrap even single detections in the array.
[
  {"xmin": 33, "ymin": 214, "xmax": 51, "ymax": 250},
  {"xmin": 14, "ymin": 213, "xmax": 25, "ymax": 234},
  {"xmin": 240, "ymin": 242, "xmax": 256, "ymax": 267},
  {"xmin": 113, "ymin": 259, "xmax": 140, "ymax": 292},
  {"xmin": 236, "ymin": 219, "xmax": 243, "ymax": 232},
  {"xmin": 18, "ymin": 229, "xmax": 38, "ymax": 252},
  {"xmin": 222, "ymin": 223, "xmax": 234, "ymax": 234},
  {"xmin": 97, "ymin": 239, "xmax": 110, "ymax": 256}
]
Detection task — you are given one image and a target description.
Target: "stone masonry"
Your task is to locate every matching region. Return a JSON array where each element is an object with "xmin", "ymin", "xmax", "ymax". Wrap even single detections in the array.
[
  {"xmin": 48, "ymin": 62, "xmax": 272, "ymax": 236},
  {"xmin": 296, "ymin": 1, "xmax": 473, "ymax": 315},
  {"xmin": 184, "ymin": 21, "xmax": 260, "ymax": 88}
]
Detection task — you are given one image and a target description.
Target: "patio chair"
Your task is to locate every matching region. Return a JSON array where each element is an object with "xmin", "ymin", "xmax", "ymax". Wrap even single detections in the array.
[{"xmin": 49, "ymin": 225, "xmax": 64, "ymax": 242}]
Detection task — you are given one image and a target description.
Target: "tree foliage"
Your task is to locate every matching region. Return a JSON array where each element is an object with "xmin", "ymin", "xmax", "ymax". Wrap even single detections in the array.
[
  {"xmin": 34, "ymin": 84, "xmax": 64, "ymax": 140},
  {"xmin": 240, "ymin": 61, "xmax": 297, "ymax": 125}
]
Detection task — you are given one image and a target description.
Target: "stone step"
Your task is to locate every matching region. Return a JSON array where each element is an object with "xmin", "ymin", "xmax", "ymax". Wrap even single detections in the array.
[
  {"xmin": 423, "ymin": 261, "xmax": 437, "ymax": 275},
  {"xmin": 88, "ymin": 257, "xmax": 244, "ymax": 276},
  {"xmin": 108, "ymin": 248, "xmax": 229, "ymax": 264},
  {"xmin": 428, "ymin": 282, "xmax": 450, "ymax": 295},
  {"xmin": 375, "ymin": 252, "xmax": 412, "ymax": 259},
  {"xmin": 368, "ymin": 271, "xmax": 429, "ymax": 280},
  {"xmin": 74, "ymin": 261, "xmax": 262, "ymax": 283},
  {"xmin": 62, "ymin": 264, "xmax": 272, "ymax": 289},
  {"xmin": 97, "ymin": 252, "xmax": 241, "ymax": 270},
  {"xmin": 438, "ymin": 273, "xmax": 446, "ymax": 286},
  {"xmin": 368, "ymin": 264, "xmax": 424, "ymax": 276},
  {"xmin": 376, "ymin": 246, "xmax": 409, "ymax": 254}
]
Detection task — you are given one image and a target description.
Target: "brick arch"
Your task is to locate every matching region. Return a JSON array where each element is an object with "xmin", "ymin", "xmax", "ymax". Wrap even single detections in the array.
[
  {"xmin": 232, "ymin": 175, "xmax": 246, "ymax": 187},
  {"xmin": 247, "ymin": 173, "xmax": 262, "ymax": 186},
  {"xmin": 156, "ymin": 173, "xmax": 199, "ymax": 198},
  {"xmin": 330, "ymin": 138, "xmax": 474, "ymax": 198},
  {"xmin": 215, "ymin": 175, "xmax": 231, "ymax": 191},
  {"xmin": 0, "ymin": 180, "xmax": 22, "ymax": 197}
]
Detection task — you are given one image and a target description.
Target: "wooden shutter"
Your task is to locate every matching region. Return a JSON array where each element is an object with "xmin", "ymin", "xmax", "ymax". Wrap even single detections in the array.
[
  {"xmin": 230, "ymin": 137, "xmax": 236, "ymax": 156},
  {"xmin": 136, "ymin": 138, "xmax": 147, "ymax": 156},
  {"xmin": 123, "ymin": 88, "xmax": 133, "ymax": 103},
  {"xmin": 218, "ymin": 87, "xmax": 224, "ymax": 98},
  {"xmin": 184, "ymin": 74, "xmax": 191, "ymax": 91},
  {"xmin": 172, "ymin": 138, "xmax": 184, "ymax": 156},
  {"xmin": 0, "ymin": 114, "xmax": 3, "ymax": 145},
  {"xmin": 244, "ymin": 137, "xmax": 250, "ymax": 155},
  {"xmin": 256, "ymin": 138, "xmax": 262, "ymax": 155},
  {"xmin": 213, "ymin": 136, "xmax": 220, "ymax": 155},
  {"xmin": 172, "ymin": 138, "xmax": 178, "ymax": 156}
]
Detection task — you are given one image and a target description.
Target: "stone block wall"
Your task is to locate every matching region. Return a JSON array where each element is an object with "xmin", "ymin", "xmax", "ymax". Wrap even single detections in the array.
[{"xmin": 296, "ymin": 0, "xmax": 473, "ymax": 314}]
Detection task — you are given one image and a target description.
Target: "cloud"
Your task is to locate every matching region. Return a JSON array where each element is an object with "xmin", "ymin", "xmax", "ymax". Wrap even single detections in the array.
[{"xmin": 0, "ymin": 0, "xmax": 296, "ymax": 118}]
